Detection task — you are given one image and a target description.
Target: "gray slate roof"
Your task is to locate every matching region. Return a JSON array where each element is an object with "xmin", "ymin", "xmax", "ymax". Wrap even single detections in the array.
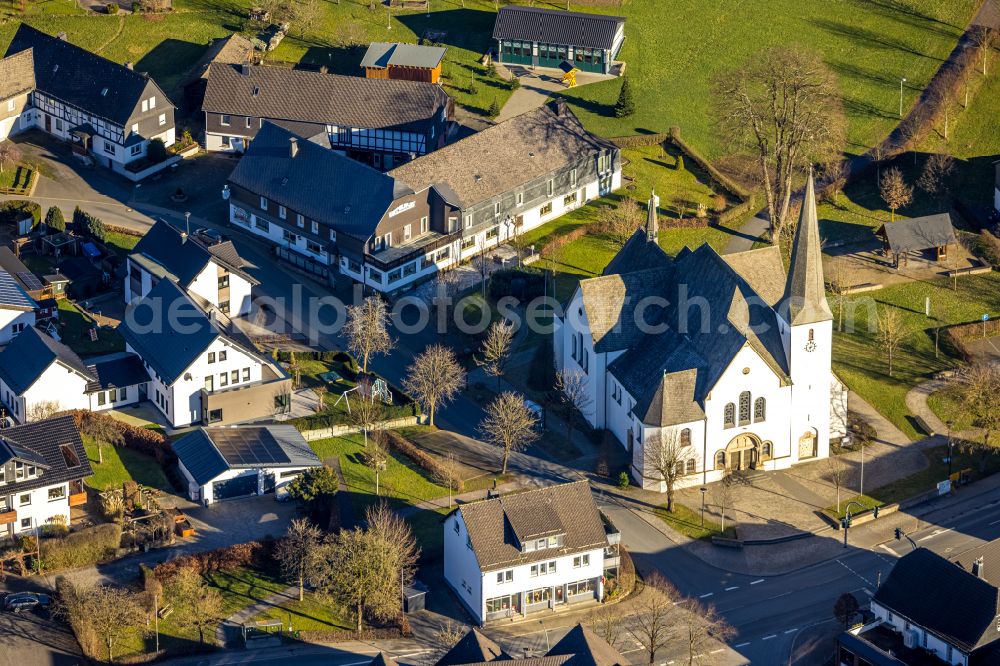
[
  {"xmin": 493, "ymin": 6, "xmax": 624, "ymax": 51},
  {"xmin": 437, "ymin": 629, "xmax": 510, "ymax": 666},
  {"xmin": 0, "ymin": 48, "xmax": 35, "ymax": 101},
  {"xmin": 783, "ymin": 174, "xmax": 833, "ymax": 326},
  {"xmin": 438, "ymin": 625, "xmax": 624, "ymax": 666},
  {"xmin": 0, "ymin": 269, "xmax": 37, "ymax": 311},
  {"xmin": 390, "ymin": 101, "xmax": 615, "ymax": 209},
  {"xmin": 547, "ymin": 625, "xmax": 627, "ymax": 666},
  {"xmin": 228, "ymin": 121, "xmax": 407, "ymax": 240},
  {"xmin": 130, "ymin": 219, "xmax": 257, "ymax": 287},
  {"xmin": 203, "ymin": 62, "xmax": 450, "ymax": 132},
  {"xmin": 602, "ymin": 228, "xmax": 670, "ymax": 277},
  {"xmin": 457, "ymin": 480, "xmax": 607, "ymax": 571},
  {"xmin": 85, "ymin": 352, "xmax": 151, "ymax": 393},
  {"xmin": 878, "ymin": 213, "xmax": 958, "ymax": 253},
  {"xmin": 0, "ymin": 326, "xmax": 94, "ymax": 395},
  {"xmin": 5, "ymin": 24, "xmax": 171, "ymax": 126},
  {"xmin": 361, "ymin": 42, "xmax": 447, "ymax": 70},
  {"xmin": 172, "ymin": 426, "xmax": 319, "ymax": 486},
  {"xmin": 0, "ymin": 415, "xmax": 92, "ymax": 496},
  {"xmin": 873, "ymin": 547, "xmax": 1000, "ymax": 654},
  {"xmin": 118, "ymin": 280, "xmax": 219, "ymax": 385},
  {"xmin": 721, "ymin": 245, "xmax": 786, "ymax": 307}
]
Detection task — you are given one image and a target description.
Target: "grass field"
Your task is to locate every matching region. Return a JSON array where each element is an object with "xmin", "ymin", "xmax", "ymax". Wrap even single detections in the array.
[
  {"xmin": 0, "ymin": 164, "xmax": 34, "ymax": 192},
  {"xmin": 81, "ymin": 434, "xmax": 172, "ymax": 491},
  {"xmin": 56, "ymin": 298, "xmax": 125, "ymax": 356},
  {"xmin": 0, "ymin": 0, "xmax": 980, "ymax": 157},
  {"xmin": 655, "ymin": 502, "xmax": 736, "ymax": 541}
]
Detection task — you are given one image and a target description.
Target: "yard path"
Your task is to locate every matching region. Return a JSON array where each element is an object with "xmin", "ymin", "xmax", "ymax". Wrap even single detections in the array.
[
  {"xmin": 722, "ymin": 215, "xmax": 769, "ymax": 254},
  {"xmin": 94, "ymin": 16, "xmax": 125, "ymax": 55},
  {"xmin": 905, "ymin": 379, "xmax": 983, "ymax": 443}
]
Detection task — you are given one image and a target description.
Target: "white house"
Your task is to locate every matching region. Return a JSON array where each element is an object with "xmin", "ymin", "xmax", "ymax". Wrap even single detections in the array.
[
  {"xmin": 443, "ymin": 480, "xmax": 613, "ymax": 625},
  {"xmin": 0, "ymin": 415, "xmax": 91, "ymax": 540},
  {"xmin": 0, "ymin": 269, "xmax": 37, "ymax": 345},
  {"xmin": 0, "ymin": 25, "xmax": 176, "ymax": 179},
  {"xmin": 172, "ymin": 425, "xmax": 320, "ymax": 504},
  {"xmin": 555, "ymin": 176, "xmax": 848, "ymax": 492},
  {"xmin": 126, "ymin": 219, "xmax": 258, "ymax": 317},
  {"xmin": 119, "ymin": 279, "xmax": 291, "ymax": 428}
]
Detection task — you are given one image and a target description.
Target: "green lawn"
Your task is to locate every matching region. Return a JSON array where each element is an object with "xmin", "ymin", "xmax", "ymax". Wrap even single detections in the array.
[
  {"xmin": 56, "ymin": 299, "xmax": 125, "ymax": 356},
  {"xmin": 655, "ymin": 502, "xmax": 737, "ymax": 542},
  {"xmin": 81, "ymin": 434, "xmax": 172, "ymax": 492},
  {"xmin": 832, "ymin": 272, "xmax": 1000, "ymax": 440},
  {"xmin": 0, "ymin": 164, "xmax": 34, "ymax": 193},
  {"xmin": 104, "ymin": 230, "xmax": 141, "ymax": 258}
]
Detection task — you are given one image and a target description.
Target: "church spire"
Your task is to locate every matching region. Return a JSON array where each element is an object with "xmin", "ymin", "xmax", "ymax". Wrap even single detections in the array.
[
  {"xmin": 646, "ymin": 190, "xmax": 659, "ymax": 243},
  {"xmin": 784, "ymin": 169, "xmax": 832, "ymax": 326}
]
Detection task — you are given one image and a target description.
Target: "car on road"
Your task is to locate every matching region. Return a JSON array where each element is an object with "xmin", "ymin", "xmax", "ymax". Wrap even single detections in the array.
[{"xmin": 3, "ymin": 592, "xmax": 51, "ymax": 613}]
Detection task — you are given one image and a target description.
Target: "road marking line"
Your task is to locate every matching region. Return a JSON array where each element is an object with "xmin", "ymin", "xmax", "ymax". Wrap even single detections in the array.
[
  {"xmin": 725, "ymin": 586, "xmax": 739, "ymax": 591},
  {"xmin": 879, "ymin": 543, "xmax": 899, "ymax": 556},
  {"xmin": 750, "ymin": 579, "xmax": 764, "ymax": 585},
  {"xmin": 785, "ymin": 628, "xmax": 798, "ymax": 634},
  {"xmin": 918, "ymin": 528, "xmax": 953, "ymax": 542},
  {"xmin": 863, "ymin": 588, "xmax": 874, "ymax": 597},
  {"xmin": 836, "ymin": 559, "xmax": 874, "ymax": 587},
  {"xmin": 762, "ymin": 634, "xmax": 776, "ymax": 640},
  {"xmin": 699, "ymin": 592, "xmax": 714, "ymax": 598},
  {"xmin": 734, "ymin": 642, "xmax": 750, "ymax": 648}
]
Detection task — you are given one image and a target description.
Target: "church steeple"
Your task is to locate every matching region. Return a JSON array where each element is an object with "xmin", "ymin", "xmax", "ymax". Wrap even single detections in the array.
[
  {"xmin": 646, "ymin": 190, "xmax": 659, "ymax": 243},
  {"xmin": 784, "ymin": 169, "xmax": 832, "ymax": 326}
]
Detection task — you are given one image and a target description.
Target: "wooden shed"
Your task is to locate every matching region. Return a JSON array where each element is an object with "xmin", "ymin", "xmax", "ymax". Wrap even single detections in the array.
[
  {"xmin": 876, "ymin": 213, "xmax": 958, "ymax": 268},
  {"xmin": 361, "ymin": 42, "xmax": 446, "ymax": 84}
]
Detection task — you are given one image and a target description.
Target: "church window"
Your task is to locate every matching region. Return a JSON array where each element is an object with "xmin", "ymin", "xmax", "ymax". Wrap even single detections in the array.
[
  {"xmin": 715, "ymin": 451, "xmax": 726, "ymax": 470},
  {"xmin": 761, "ymin": 442, "xmax": 772, "ymax": 459},
  {"xmin": 571, "ymin": 334, "xmax": 577, "ymax": 360},
  {"xmin": 724, "ymin": 403, "xmax": 735, "ymax": 429},
  {"xmin": 685, "ymin": 459, "xmax": 696, "ymax": 475},
  {"xmin": 808, "ymin": 328, "xmax": 814, "ymax": 342},
  {"xmin": 738, "ymin": 392, "xmax": 751, "ymax": 426},
  {"xmin": 680, "ymin": 428, "xmax": 691, "ymax": 447},
  {"xmin": 754, "ymin": 397, "xmax": 766, "ymax": 423}
]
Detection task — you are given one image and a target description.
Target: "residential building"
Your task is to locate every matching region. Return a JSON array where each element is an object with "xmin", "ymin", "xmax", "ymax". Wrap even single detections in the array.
[
  {"xmin": 555, "ymin": 176, "xmax": 848, "ymax": 492},
  {"xmin": 493, "ymin": 6, "xmax": 625, "ymax": 75},
  {"xmin": 118, "ymin": 279, "xmax": 291, "ymax": 428},
  {"xmin": 0, "ymin": 248, "xmax": 50, "ymax": 303},
  {"xmin": 0, "ymin": 327, "xmax": 147, "ymax": 422},
  {"xmin": 838, "ymin": 545, "xmax": 1000, "ymax": 665},
  {"xmin": 443, "ymin": 480, "xmax": 614, "ymax": 625},
  {"xmin": 125, "ymin": 219, "xmax": 258, "ymax": 317},
  {"xmin": 183, "ymin": 33, "xmax": 255, "ymax": 111},
  {"xmin": 0, "ymin": 269, "xmax": 36, "ymax": 345},
  {"xmin": 361, "ymin": 42, "xmax": 447, "ymax": 84},
  {"xmin": 202, "ymin": 62, "xmax": 452, "ymax": 168},
  {"xmin": 225, "ymin": 101, "xmax": 619, "ymax": 292},
  {"xmin": 172, "ymin": 425, "xmax": 319, "ymax": 504},
  {"xmin": 0, "ymin": 415, "xmax": 91, "ymax": 540},
  {"xmin": 1, "ymin": 25, "xmax": 176, "ymax": 178},
  {"xmin": 437, "ymin": 624, "xmax": 627, "ymax": 666}
]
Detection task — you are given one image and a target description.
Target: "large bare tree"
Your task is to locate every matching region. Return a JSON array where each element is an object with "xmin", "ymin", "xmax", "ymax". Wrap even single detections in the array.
[
  {"xmin": 166, "ymin": 566, "xmax": 225, "ymax": 645},
  {"xmin": 646, "ymin": 428, "xmax": 689, "ymax": 513},
  {"xmin": 677, "ymin": 599, "xmax": 736, "ymax": 665},
  {"xmin": 712, "ymin": 46, "xmax": 845, "ymax": 243},
  {"xmin": 874, "ymin": 306, "xmax": 909, "ymax": 377},
  {"xmin": 275, "ymin": 518, "xmax": 325, "ymax": 601},
  {"xmin": 951, "ymin": 363, "xmax": 1000, "ymax": 471},
  {"xmin": 916, "ymin": 153, "xmax": 955, "ymax": 208},
  {"xmin": 344, "ymin": 296, "xmax": 393, "ymax": 373},
  {"xmin": 597, "ymin": 197, "xmax": 644, "ymax": 246},
  {"xmin": 68, "ymin": 584, "xmax": 146, "ymax": 663},
  {"xmin": 632, "ymin": 572, "xmax": 680, "ymax": 665},
  {"xmin": 479, "ymin": 391, "xmax": 539, "ymax": 474},
  {"xmin": 477, "ymin": 320, "xmax": 515, "ymax": 392},
  {"xmin": 553, "ymin": 369, "xmax": 593, "ymax": 447},
  {"xmin": 403, "ymin": 344, "xmax": 465, "ymax": 427},
  {"xmin": 969, "ymin": 25, "xmax": 997, "ymax": 75},
  {"xmin": 588, "ymin": 603, "xmax": 627, "ymax": 648},
  {"xmin": 879, "ymin": 167, "xmax": 913, "ymax": 222}
]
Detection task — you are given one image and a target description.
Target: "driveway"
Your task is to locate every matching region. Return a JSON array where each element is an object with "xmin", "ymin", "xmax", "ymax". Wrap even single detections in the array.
[
  {"xmin": 495, "ymin": 65, "xmax": 618, "ymax": 123},
  {"xmin": 0, "ymin": 582, "xmax": 82, "ymax": 666}
]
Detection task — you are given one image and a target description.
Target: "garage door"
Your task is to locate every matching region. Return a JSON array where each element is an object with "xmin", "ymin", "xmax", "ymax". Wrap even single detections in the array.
[{"xmin": 212, "ymin": 473, "xmax": 258, "ymax": 501}]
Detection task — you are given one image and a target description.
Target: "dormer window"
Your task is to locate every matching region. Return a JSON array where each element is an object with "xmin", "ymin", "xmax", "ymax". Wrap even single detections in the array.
[
  {"xmin": 101, "ymin": 88, "xmax": 108, "ymax": 97},
  {"xmin": 61, "ymin": 444, "xmax": 80, "ymax": 468}
]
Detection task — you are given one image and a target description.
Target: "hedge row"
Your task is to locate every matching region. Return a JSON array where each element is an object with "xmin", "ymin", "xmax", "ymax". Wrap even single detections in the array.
[
  {"xmin": 153, "ymin": 540, "xmax": 274, "ymax": 581},
  {"xmin": 489, "ymin": 267, "xmax": 546, "ymax": 301},
  {"xmin": 68, "ymin": 410, "xmax": 173, "ymax": 464},
  {"xmin": 384, "ymin": 430, "xmax": 464, "ymax": 492},
  {"xmin": 290, "ymin": 401, "xmax": 418, "ymax": 432},
  {"xmin": 39, "ymin": 522, "xmax": 122, "ymax": 570},
  {"xmin": 72, "ymin": 206, "xmax": 108, "ymax": 243},
  {"xmin": 608, "ymin": 132, "xmax": 671, "ymax": 149},
  {"xmin": 298, "ymin": 626, "xmax": 407, "ymax": 643},
  {"xmin": 0, "ymin": 200, "xmax": 41, "ymax": 226},
  {"xmin": 668, "ymin": 127, "xmax": 753, "ymax": 201},
  {"xmin": 715, "ymin": 195, "xmax": 758, "ymax": 228}
]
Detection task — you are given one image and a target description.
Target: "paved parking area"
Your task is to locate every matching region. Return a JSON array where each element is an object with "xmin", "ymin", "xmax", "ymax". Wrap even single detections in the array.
[
  {"xmin": 0, "ymin": 585, "xmax": 82, "ymax": 666},
  {"xmin": 964, "ymin": 334, "xmax": 1000, "ymax": 363}
]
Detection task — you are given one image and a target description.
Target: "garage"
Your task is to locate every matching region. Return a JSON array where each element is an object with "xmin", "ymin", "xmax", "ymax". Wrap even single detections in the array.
[{"xmin": 212, "ymin": 472, "xmax": 258, "ymax": 501}]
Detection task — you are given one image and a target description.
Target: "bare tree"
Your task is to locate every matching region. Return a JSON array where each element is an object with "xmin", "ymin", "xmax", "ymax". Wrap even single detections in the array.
[
  {"xmin": 362, "ymin": 428, "xmax": 389, "ymax": 495},
  {"xmin": 874, "ymin": 306, "xmax": 909, "ymax": 377},
  {"xmin": 433, "ymin": 620, "xmax": 466, "ymax": 660},
  {"xmin": 827, "ymin": 261, "xmax": 850, "ymax": 333},
  {"xmin": 275, "ymin": 518, "xmax": 324, "ymax": 601},
  {"xmin": 166, "ymin": 566, "xmax": 224, "ymax": 645},
  {"xmin": 834, "ymin": 592, "xmax": 860, "ymax": 629},
  {"xmin": 711, "ymin": 474, "xmax": 736, "ymax": 532},
  {"xmin": 677, "ymin": 600, "xmax": 736, "ymax": 665},
  {"xmin": 646, "ymin": 428, "xmax": 689, "ymax": 513},
  {"xmin": 403, "ymin": 344, "xmax": 466, "ymax": 427},
  {"xmin": 70, "ymin": 584, "xmax": 146, "ymax": 663},
  {"xmin": 632, "ymin": 572, "xmax": 679, "ymax": 665},
  {"xmin": 827, "ymin": 456, "xmax": 848, "ymax": 514},
  {"xmin": 344, "ymin": 296, "xmax": 393, "ymax": 373},
  {"xmin": 916, "ymin": 153, "xmax": 955, "ymax": 208},
  {"xmin": 969, "ymin": 25, "xmax": 996, "ymax": 75},
  {"xmin": 712, "ymin": 46, "xmax": 846, "ymax": 243},
  {"xmin": 27, "ymin": 400, "xmax": 63, "ymax": 423},
  {"xmin": 597, "ymin": 197, "xmax": 644, "ymax": 246},
  {"xmin": 0, "ymin": 142, "xmax": 22, "ymax": 174},
  {"xmin": 80, "ymin": 414, "xmax": 124, "ymax": 464},
  {"xmin": 553, "ymin": 369, "xmax": 593, "ymax": 447},
  {"xmin": 588, "ymin": 603, "xmax": 626, "ymax": 648},
  {"xmin": 879, "ymin": 167, "xmax": 913, "ymax": 222},
  {"xmin": 295, "ymin": 0, "xmax": 321, "ymax": 37},
  {"xmin": 476, "ymin": 321, "xmax": 515, "ymax": 392},
  {"xmin": 314, "ymin": 385, "xmax": 328, "ymax": 413},
  {"xmin": 951, "ymin": 363, "xmax": 1000, "ymax": 471},
  {"xmin": 479, "ymin": 392, "xmax": 539, "ymax": 474}
]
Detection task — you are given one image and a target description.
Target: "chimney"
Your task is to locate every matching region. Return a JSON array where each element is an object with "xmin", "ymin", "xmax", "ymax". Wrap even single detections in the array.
[
  {"xmin": 289, "ymin": 137, "xmax": 299, "ymax": 158},
  {"xmin": 240, "ymin": 63, "xmax": 251, "ymax": 76},
  {"xmin": 973, "ymin": 557, "xmax": 985, "ymax": 580},
  {"xmin": 125, "ymin": 62, "xmax": 134, "ymax": 70}
]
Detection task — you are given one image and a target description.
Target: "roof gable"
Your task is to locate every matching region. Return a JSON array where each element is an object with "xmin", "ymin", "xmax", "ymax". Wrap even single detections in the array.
[
  {"xmin": 130, "ymin": 220, "xmax": 256, "ymax": 287},
  {"xmin": 437, "ymin": 629, "xmax": 510, "ymax": 666},
  {"xmin": 0, "ymin": 48, "xmax": 36, "ymax": 100},
  {"xmin": 0, "ymin": 326, "xmax": 94, "ymax": 395},
  {"xmin": 0, "ymin": 415, "xmax": 92, "ymax": 495}
]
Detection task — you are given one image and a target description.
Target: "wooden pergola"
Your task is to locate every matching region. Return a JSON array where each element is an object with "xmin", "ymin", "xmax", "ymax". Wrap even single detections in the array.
[{"xmin": 876, "ymin": 213, "xmax": 958, "ymax": 268}]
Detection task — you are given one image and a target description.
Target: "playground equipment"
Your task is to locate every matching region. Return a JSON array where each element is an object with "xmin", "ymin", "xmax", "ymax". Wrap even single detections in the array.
[
  {"xmin": 559, "ymin": 60, "xmax": 579, "ymax": 87},
  {"xmin": 333, "ymin": 374, "xmax": 394, "ymax": 414}
]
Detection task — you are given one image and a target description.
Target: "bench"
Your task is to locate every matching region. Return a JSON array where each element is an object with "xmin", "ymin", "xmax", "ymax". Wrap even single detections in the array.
[{"xmin": 840, "ymin": 282, "xmax": 884, "ymax": 295}]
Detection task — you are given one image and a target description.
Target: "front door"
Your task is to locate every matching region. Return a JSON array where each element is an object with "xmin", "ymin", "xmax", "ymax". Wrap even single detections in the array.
[
  {"xmin": 44, "ymin": 114, "xmax": 51, "ymax": 133},
  {"xmin": 726, "ymin": 434, "xmax": 759, "ymax": 471}
]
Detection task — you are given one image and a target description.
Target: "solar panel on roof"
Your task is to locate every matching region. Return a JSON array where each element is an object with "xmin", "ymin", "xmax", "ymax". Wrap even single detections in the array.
[
  {"xmin": 210, "ymin": 428, "xmax": 291, "ymax": 467},
  {"xmin": 16, "ymin": 272, "xmax": 43, "ymax": 291}
]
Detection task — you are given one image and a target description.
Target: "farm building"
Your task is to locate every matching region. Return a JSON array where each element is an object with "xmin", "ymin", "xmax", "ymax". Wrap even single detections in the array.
[
  {"xmin": 361, "ymin": 42, "xmax": 446, "ymax": 84},
  {"xmin": 492, "ymin": 6, "xmax": 624, "ymax": 75}
]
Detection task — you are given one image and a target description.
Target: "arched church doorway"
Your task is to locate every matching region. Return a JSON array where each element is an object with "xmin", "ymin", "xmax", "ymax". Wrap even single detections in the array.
[{"xmin": 725, "ymin": 434, "xmax": 761, "ymax": 471}]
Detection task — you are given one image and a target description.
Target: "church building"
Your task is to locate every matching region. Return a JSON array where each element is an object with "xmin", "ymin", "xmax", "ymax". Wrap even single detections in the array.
[{"xmin": 554, "ymin": 173, "xmax": 848, "ymax": 491}]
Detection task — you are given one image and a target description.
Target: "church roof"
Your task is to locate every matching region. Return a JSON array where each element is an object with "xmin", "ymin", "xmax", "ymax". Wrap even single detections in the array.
[
  {"xmin": 602, "ymin": 192, "xmax": 670, "ymax": 276},
  {"xmin": 783, "ymin": 173, "xmax": 833, "ymax": 325},
  {"xmin": 437, "ymin": 629, "xmax": 510, "ymax": 666}
]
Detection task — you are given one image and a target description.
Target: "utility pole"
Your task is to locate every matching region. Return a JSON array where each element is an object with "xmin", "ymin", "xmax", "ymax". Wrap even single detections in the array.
[
  {"xmin": 899, "ymin": 77, "xmax": 907, "ymax": 118},
  {"xmin": 153, "ymin": 592, "xmax": 160, "ymax": 653}
]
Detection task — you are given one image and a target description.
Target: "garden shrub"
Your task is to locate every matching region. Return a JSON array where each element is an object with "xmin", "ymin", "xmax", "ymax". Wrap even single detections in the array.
[
  {"xmin": 45, "ymin": 206, "xmax": 66, "ymax": 232},
  {"xmin": 153, "ymin": 540, "xmax": 273, "ymax": 581},
  {"xmin": 146, "ymin": 138, "xmax": 168, "ymax": 164},
  {"xmin": 715, "ymin": 196, "xmax": 758, "ymax": 227},
  {"xmin": 0, "ymin": 200, "xmax": 41, "ymax": 227},
  {"xmin": 488, "ymin": 267, "xmax": 545, "ymax": 300},
  {"xmin": 384, "ymin": 430, "xmax": 464, "ymax": 492},
  {"xmin": 40, "ymin": 523, "xmax": 122, "ymax": 570},
  {"xmin": 106, "ymin": 2, "xmax": 118, "ymax": 13},
  {"xmin": 69, "ymin": 410, "xmax": 173, "ymax": 464}
]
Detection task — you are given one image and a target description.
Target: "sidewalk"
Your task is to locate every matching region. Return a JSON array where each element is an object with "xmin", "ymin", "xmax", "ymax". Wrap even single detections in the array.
[{"xmin": 905, "ymin": 379, "xmax": 982, "ymax": 442}]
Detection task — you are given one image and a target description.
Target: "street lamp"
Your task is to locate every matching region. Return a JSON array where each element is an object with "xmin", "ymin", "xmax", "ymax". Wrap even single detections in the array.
[
  {"xmin": 899, "ymin": 77, "xmax": 907, "ymax": 118},
  {"xmin": 184, "ymin": 211, "xmax": 191, "ymax": 237},
  {"xmin": 700, "ymin": 486, "xmax": 707, "ymax": 528},
  {"xmin": 947, "ymin": 421, "xmax": 955, "ymax": 479}
]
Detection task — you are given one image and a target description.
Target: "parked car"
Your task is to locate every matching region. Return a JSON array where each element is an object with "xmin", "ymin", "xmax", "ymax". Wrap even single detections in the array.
[
  {"xmin": 3, "ymin": 592, "xmax": 51, "ymax": 613},
  {"xmin": 193, "ymin": 227, "xmax": 226, "ymax": 246}
]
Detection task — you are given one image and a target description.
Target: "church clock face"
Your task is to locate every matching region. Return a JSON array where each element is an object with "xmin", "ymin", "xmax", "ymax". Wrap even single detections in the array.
[{"xmin": 804, "ymin": 340, "xmax": 817, "ymax": 353}]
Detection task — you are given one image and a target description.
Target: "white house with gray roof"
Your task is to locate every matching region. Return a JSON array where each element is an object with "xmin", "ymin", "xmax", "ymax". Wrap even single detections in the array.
[
  {"xmin": 0, "ymin": 269, "xmax": 37, "ymax": 345},
  {"xmin": 443, "ymin": 480, "xmax": 614, "ymax": 625},
  {"xmin": 555, "ymin": 176, "xmax": 848, "ymax": 492}
]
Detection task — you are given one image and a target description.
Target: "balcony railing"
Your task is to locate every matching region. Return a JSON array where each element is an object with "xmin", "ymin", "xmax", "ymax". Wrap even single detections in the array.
[
  {"xmin": 69, "ymin": 492, "xmax": 87, "ymax": 507},
  {"xmin": 0, "ymin": 509, "xmax": 16, "ymax": 525}
]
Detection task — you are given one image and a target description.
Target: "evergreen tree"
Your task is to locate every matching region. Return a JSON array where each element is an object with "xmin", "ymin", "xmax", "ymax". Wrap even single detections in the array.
[
  {"xmin": 614, "ymin": 76, "xmax": 636, "ymax": 118},
  {"xmin": 488, "ymin": 97, "xmax": 502, "ymax": 118},
  {"xmin": 44, "ymin": 206, "xmax": 65, "ymax": 232}
]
